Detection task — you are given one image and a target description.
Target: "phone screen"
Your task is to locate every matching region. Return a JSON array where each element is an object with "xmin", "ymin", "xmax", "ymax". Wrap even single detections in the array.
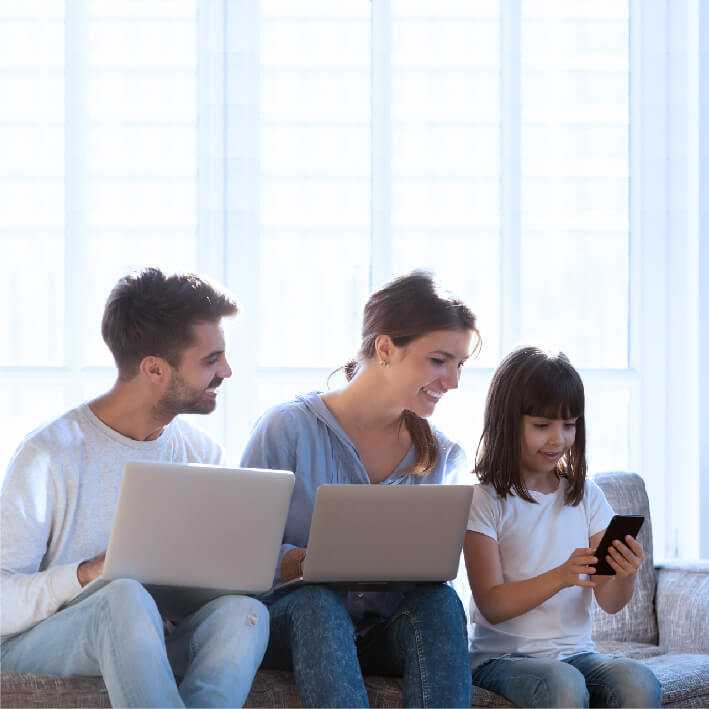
[{"xmin": 592, "ymin": 514, "xmax": 644, "ymax": 575}]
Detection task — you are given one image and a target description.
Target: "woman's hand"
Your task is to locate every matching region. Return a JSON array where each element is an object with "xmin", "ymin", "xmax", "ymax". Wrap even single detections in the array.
[
  {"xmin": 556, "ymin": 547, "xmax": 598, "ymax": 589},
  {"xmin": 280, "ymin": 546, "xmax": 307, "ymax": 583},
  {"xmin": 603, "ymin": 535, "xmax": 644, "ymax": 578}
]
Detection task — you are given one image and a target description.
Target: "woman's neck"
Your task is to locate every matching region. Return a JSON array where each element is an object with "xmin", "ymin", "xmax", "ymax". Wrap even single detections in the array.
[
  {"xmin": 322, "ymin": 365, "xmax": 404, "ymax": 435},
  {"xmin": 322, "ymin": 382, "xmax": 412, "ymax": 483}
]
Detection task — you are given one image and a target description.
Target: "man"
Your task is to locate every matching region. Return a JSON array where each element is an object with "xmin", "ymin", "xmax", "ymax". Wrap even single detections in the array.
[{"xmin": 1, "ymin": 267, "xmax": 268, "ymax": 708}]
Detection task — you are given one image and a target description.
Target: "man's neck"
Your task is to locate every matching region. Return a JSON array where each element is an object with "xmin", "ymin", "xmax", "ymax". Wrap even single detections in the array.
[{"xmin": 89, "ymin": 383, "xmax": 172, "ymax": 442}]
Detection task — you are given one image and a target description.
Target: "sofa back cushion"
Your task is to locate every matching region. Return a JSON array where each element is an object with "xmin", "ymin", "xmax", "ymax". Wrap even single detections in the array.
[{"xmin": 591, "ymin": 472, "xmax": 658, "ymax": 645}]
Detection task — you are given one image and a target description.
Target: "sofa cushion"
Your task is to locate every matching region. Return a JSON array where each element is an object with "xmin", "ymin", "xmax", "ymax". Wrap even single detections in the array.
[
  {"xmin": 594, "ymin": 639, "xmax": 665, "ymax": 660},
  {"xmin": 643, "ymin": 653, "xmax": 709, "ymax": 708},
  {"xmin": 591, "ymin": 472, "xmax": 659, "ymax": 645},
  {"xmin": 0, "ymin": 670, "xmax": 516, "ymax": 709},
  {"xmin": 655, "ymin": 563, "xmax": 709, "ymax": 653},
  {"xmin": 0, "ymin": 672, "xmax": 109, "ymax": 708}
]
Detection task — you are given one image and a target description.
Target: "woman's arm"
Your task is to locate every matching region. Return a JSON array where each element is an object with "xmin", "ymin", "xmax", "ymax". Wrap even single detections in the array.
[
  {"xmin": 591, "ymin": 529, "xmax": 644, "ymax": 613},
  {"xmin": 240, "ymin": 406, "xmax": 302, "ymax": 584},
  {"xmin": 463, "ymin": 530, "xmax": 598, "ymax": 625}
]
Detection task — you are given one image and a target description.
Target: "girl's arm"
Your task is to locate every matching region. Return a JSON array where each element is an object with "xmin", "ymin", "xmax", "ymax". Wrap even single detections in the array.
[
  {"xmin": 591, "ymin": 530, "xmax": 644, "ymax": 613},
  {"xmin": 464, "ymin": 530, "xmax": 598, "ymax": 625}
]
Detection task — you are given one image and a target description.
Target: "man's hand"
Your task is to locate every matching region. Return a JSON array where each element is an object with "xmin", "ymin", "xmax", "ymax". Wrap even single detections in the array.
[{"xmin": 77, "ymin": 552, "xmax": 105, "ymax": 587}]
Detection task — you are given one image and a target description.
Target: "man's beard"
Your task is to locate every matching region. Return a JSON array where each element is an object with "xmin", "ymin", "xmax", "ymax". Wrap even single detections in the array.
[{"xmin": 153, "ymin": 371, "xmax": 222, "ymax": 420}]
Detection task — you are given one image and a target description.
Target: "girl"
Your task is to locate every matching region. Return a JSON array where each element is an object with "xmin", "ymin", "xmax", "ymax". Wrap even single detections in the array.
[
  {"xmin": 240, "ymin": 272, "xmax": 478, "ymax": 708},
  {"xmin": 464, "ymin": 346, "xmax": 662, "ymax": 708}
]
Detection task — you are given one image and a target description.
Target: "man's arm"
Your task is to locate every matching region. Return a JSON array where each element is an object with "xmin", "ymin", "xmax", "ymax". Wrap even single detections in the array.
[{"xmin": 0, "ymin": 442, "xmax": 83, "ymax": 639}]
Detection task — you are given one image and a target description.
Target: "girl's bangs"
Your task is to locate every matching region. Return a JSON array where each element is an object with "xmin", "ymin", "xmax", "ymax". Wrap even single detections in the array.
[{"xmin": 520, "ymin": 362, "xmax": 584, "ymax": 420}]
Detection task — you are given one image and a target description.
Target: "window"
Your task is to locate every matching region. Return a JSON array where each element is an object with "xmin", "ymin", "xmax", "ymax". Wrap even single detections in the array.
[{"xmin": 0, "ymin": 0, "xmax": 704, "ymax": 560}]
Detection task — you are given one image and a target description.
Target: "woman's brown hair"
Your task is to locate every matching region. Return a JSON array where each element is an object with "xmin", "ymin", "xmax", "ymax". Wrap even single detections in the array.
[
  {"xmin": 475, "ymin": 346, "xmax": 587, "ymax": 505},
  {"xmin": 342, "ymin": 271, "xmax": 480, "ymax": 476}
]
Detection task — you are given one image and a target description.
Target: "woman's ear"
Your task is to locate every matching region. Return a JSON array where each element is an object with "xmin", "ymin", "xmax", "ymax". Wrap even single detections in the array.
[{"xmin": 374, "ymin": 334, "xmax": 395, "ymax": 365}]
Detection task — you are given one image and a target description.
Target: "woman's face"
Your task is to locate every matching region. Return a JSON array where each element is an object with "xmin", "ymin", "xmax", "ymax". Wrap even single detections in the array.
[{"xmin": 384, "ymin": 329, "xmax": 474, "ymax": 417}]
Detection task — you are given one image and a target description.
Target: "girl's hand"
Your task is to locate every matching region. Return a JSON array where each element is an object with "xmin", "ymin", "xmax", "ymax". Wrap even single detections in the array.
[
  {"xmin": 604, "ymin": 535, "xmax": 644, "ymax": 578},
  {"xmin": 557, "ymin": 547, "xmax": 598, "ymax": 589}
]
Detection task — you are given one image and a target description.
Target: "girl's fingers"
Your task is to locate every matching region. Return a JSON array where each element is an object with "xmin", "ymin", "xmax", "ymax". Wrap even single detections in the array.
[
  {"xmin": 571, "ymin": 562, "xmax": 597, "ymax": 578},
  {"xmin": 572, "ymin": 551, "xmax": 598, "ymax": 565},
  {"xmin": 574, "ymin": 576, "xmax": 596, "ymax": 588},
  {"xmin": 607, "ymin": 544, "xmax": 639, "ymax": 576},
  {"xmin": 613, "ymin": 539, "xmax": 642, "ymax": 567},
  {"xmin": 624, "ymin": 535, "xmax": 645, "ymax": 559}
]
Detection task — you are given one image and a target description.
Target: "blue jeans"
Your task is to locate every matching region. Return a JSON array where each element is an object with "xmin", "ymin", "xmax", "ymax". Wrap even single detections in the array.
[
  {"xmin": 1, "ymin": 579, "xmax": 269, "ymax": 708},
  {"xmin": 263, "ymin": 583, "xmax": 472, "ymax": 708},
  {"xmin": 471, "ymin": 651, "xmax": 662, "ymax": 708}
]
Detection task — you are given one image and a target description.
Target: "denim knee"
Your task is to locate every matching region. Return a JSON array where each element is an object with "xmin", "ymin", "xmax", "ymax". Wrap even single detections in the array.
[
  {"xmin": 286, "ymin": 585, "xmax": 351, "ymax": 624},
  {"xmin": 600, "ymin": 658, "xmax": 662, "ymax": 708},
  {"xmin": 92, "ymin": 579, "xmax": 163, "ymax": 654},
  {"xmin": 200, "ymin": 594, "xmax": 269, "ymax": 647},
  {"xmin": 97, "ymin": 579, "xmax": 159, "ymax": 620},
  {"xmin": 536, "ymin": 662, "xmax": 589, "ymax": 708},
  {"xmin": 402, "ymin": 583, "xmax": 467, "ymax": 629},
  {"xmin": 203, "ymin": 594, "xmax": 268, "ymax": 627}
]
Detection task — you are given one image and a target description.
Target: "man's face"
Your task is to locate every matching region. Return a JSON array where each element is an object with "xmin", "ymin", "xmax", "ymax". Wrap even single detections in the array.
[{"xmin": 154, "ymin": 320, "xmax": 232, "ymax": 417}]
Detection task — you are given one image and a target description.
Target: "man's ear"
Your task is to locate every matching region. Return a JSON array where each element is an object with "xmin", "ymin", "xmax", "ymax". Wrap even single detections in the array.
[
  {"xmin": 139, "ymin": 356, "xmax": 169, "ymax": 384},
  {"xmin": 374, "ymin": 334, "xmax": 395, "ymax": 365}
]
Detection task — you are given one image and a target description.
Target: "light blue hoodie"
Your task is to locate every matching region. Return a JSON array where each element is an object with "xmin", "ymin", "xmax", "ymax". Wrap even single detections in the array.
[{"xmin": 240, "ymin": 391, "xmax": 469, "ymax": 629}]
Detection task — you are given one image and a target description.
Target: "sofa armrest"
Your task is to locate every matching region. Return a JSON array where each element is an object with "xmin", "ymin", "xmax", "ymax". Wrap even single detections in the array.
[{"xmin": 655, "ymin": 561, "xmax": 709, "ymax": 653}]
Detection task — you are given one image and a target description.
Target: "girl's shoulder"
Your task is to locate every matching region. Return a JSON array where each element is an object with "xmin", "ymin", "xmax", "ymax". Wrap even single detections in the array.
[
  {"xmin": 580, "ymin": 477, "xmax": 615, "ymax": 535},
  {"xmin": 581, "ymin": 477, "xmax": 610, "ymax": 505},
  {"xmin": 471, "ymin": 482, "xmax": 503, "ymax": 510},
  {"xmin": 467, "ymin": 482, "xmax": 505, "ymax": 536}
]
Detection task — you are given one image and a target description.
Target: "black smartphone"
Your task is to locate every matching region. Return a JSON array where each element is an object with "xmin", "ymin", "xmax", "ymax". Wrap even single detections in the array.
[{"xmin": 592, "ymin": 514, "xmax": 645, "ymax": 575}]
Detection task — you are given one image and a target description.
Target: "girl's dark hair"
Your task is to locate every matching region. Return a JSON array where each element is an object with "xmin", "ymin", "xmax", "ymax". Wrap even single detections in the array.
[
  {"xmin": 102, "ymin": 267, "xmax": 238, "ymax": 380},
  {"xmin": 341, "ymin": 271, "xmax": 480, "ymax": 477},
  {"xmin": 475, "ymin": 346, "xmax": 587, "ymax": 505}
]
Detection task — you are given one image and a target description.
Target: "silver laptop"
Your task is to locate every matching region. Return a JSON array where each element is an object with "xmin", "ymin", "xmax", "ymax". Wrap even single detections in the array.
[
  {"xmin": 65, "ymin": 461, "xmax": 294, "ymax": 618},
  {"xmin": 273, "ymin": 483, "xmax": 474, "ymax": 594}
]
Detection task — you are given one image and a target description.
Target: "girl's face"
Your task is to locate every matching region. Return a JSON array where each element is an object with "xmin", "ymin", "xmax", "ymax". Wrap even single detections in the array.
[
  {"xmin": 385, "ymin": 329, "xmax": 473, "ymax": 417},
  {"xmin": 520, "ymin": 415, "xmax": 578, "ymax": 479}
]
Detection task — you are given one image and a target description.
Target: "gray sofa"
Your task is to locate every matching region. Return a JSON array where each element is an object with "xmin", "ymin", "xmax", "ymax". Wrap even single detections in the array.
[{"xmin": 2, "ymin": 472, "xmax": 708, "ymax": 708}]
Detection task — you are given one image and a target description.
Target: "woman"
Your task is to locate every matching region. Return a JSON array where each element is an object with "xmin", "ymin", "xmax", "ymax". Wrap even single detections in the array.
[{"xmin": 240, "ymin": 272, "xmax": 479, "ymax": 708}]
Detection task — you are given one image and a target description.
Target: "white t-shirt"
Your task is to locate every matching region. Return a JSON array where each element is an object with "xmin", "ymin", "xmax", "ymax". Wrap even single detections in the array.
[
  {"xmin": 1, "ymin": 403, "xmax": 227, "ymax": 643},
  {"xmin": 466, "ymin": 478, "xmax": 614, "ymax": 668}
]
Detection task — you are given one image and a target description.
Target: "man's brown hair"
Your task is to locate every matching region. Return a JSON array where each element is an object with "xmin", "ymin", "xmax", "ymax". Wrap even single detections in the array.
[{"xmin": 101, "ymin": 267, "xmax": 238, "ymax": 380}]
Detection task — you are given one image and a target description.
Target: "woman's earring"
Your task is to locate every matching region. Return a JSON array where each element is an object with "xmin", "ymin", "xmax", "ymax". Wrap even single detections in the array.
[{"xmin": 379, "ymin": 360, "xmax": 387, "ymax": 367}]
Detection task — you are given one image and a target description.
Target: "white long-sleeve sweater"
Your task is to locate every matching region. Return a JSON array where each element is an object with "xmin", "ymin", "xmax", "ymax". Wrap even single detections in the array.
[{"xmin": 0, "ymin": 403, "xmax": 226, "ymax": 643}]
